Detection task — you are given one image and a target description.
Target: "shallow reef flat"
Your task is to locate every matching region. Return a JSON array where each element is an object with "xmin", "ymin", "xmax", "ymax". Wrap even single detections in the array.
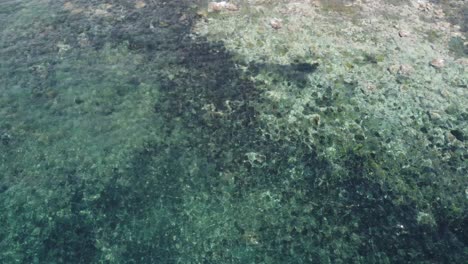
[{"xmin": 0, "ymin": 0, "xmax": 466, "ymax": 263}]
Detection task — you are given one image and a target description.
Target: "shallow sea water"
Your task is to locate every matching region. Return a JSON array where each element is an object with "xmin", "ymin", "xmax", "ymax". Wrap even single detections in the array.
[{"xmin": 0, "ymin": 0, "xmax": 466, "ymax": 263}]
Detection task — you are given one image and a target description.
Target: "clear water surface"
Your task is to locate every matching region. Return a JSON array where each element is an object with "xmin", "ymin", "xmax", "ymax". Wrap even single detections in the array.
[{"xmin": 0, "ymin": 0, "xmax": 466, "ymax": 263}]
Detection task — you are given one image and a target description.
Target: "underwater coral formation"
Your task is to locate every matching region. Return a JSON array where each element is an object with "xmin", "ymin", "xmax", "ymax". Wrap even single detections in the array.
[{"xmin": 0, "ymin": 0, "xmax": 466, "ymax": 263}]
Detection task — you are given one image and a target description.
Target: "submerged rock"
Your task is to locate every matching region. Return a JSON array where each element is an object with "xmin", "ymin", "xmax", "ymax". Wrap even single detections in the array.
[
  {"xmin": 269, "ymin": 18, "xmax": 283, "ymax": 29},
  {"xmin": 135, "ymin": 1, "xmax": 146, "ymax": 9},
  {"xmin": 398, "ymin": 64, "xmax": 414, "ymax": 76},
  {"xmin": 430, "ymin": 58, "xmax": 445, "ymax": 68},
  {"xmin": 208, "ymin": 1, "xmax": 239, "ymax": 12},
  {"xmin": 398, "ymin": 30, "xmax": 410, "ymax": 37}
]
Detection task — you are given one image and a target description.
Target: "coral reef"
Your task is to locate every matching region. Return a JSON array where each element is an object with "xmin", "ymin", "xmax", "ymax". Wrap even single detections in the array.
[{"xmin": 0, "ymin": 0, "xmax": 466, "ymax": 263}]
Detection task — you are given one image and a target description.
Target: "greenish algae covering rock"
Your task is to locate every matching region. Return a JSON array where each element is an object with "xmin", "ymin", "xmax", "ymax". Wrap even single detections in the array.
[{"xmin": 0, "ymin": 0, "xmax": 466, "ymax": 263}]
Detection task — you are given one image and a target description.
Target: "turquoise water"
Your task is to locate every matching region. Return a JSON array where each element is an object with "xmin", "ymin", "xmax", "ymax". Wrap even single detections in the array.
[{"xmin": 0, "ymin": 1, "xmax": 466, "ymax": 263}]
